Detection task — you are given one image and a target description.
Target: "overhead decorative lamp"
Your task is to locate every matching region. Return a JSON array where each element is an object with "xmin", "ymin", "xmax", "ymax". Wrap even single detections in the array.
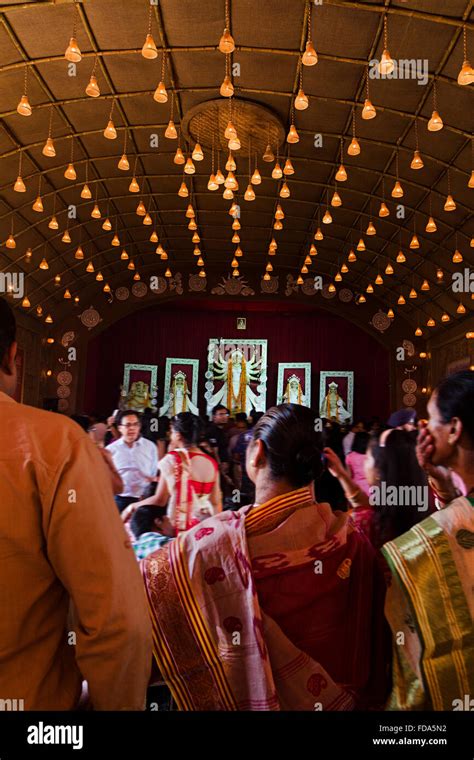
[
  {"xmin": 458, "ymin": 25, "xmax": 474, "ymax": 85},
  {"xmin": 142, "ymin": 2, "xmax": 158, "ymax": 58},
  {"xmin": 275, "ymin": 204, "xmax": 285, "ymax": 220},
  {"xmin": 13, "ymin": 150, "xmax": 26, "ymax": 193},
  {"xmin": 111, "ymin": 232, "xmax": 120, "ymax": 246},
  {"xmin": 25, "ymin": 248, "xmax": 33, "ymax": 262},
  {"xmin": 444, "ymin": 172, "xmax": 456, "ymax": 211},
  {"xmin": 411, "ymin": 120, "xmax": 424, "ymax": 169},
  {"xmin": 362, "ymin": 69, "xmax": 376, "ymax": 119},
  {"xmin": 48, "ymin": 214, "xmax": 59, "ymax": 230},
  {"xmin": 244, "ymin": 183, "xmax": 256, "ymax": 201},
  {"xmin": 296, "ymin": 275, "xmax": 304, "ymax": 285},
  {"xmin": 378, "ymin": 16, "xmax": 394, "ymax": 75},
  {"xmin": 415, "ymin": 326, "xmax": 423, "ymax": 336},
  {"xmin": 192, "ymin": 141, "xmax": 204, "ymax": 161},
  {"xmin": 263, "ymin": 143, "xmax": 275, "ymax": 162},
  {"xmin": 335, "ymin": 141, "xmax": 347, "ymax": 181},
  {"xmin": 366, "ymin": 283, "xmax": 374, "ymax": 293},
  {"xmin": 223, "ymin": 187, "xmax": 234, "ymax": 199},
  {"xmin": 220, "ymin": 52, "xmax": 234, "ymax": 97},
  {"xmin": 387, "ymin": 308, "xmax": 395, "ymax": 319},
  {"xmin": 425, "ymin": 213, "xmax": 437, "ymax": 232},
  {"xmin": 427, "ymin": 80, "xmax": 443, "ymax": 131},
  {"xmin": 188, "ymin": 218, "xmax": 198, "ymax": 230},
  {"xmin": 409, "ymin": 233, "xmax": 420, "ymax": 249},
  {"xmin": 64, "ymin": 138, "xmax": 77, "ymax": 180},
  {"xmin": 235, "ymin": 246, "xmax": 243, "ymax": 257},
  {"xmin": 302, "ymin": 2, "xmax": 318, "ymax": 66},
  {"xmin": 178, "ymin": 180, "xmax": 189, "ymax": 197},
  {"xmin": 85, "ymin": 55, "xmax": 100, "ymax": 97},
  {"xmin": 272, "ymin": 160, "xmax": 283, "ymax": 180},
  {"xmin": 441, "ymin": 312, "xmax": 450, "ymax": 323},
  {"xmin": 62, "ymin": 228, "xmax": 71, "ymax": 243},
  {"xmin": 295, "ymin": 64, "xmax": 309, "ymax": 110},
  {"xmin": 129, "ymin": 175, "xmax": 140, "ymax": 193},
  {"xmin": 185, "ymin": 203, "xmax": 195, "ymax": 218},
  {"xmin": 102, "ymin": 216, "xmax": 112, "ymax": 231},
  {"xmin": 314, "ymin": 226, "xmax": 323, "ymax": 240},
  {"xmin": 366, "ymin": 219, "xmax": 376, "ymax": 235},
  {"xmin": 385, "ymin": 262, "xmax": 394, "ymax": 275},
  {"xmin": 184, "ymin": 156, "xmax": 196, "ymax": 174},
  {"xmin": 81, "ymin": 182, "xmax": 92, "ymax": 200},
  {"xmin": 396, "ymin": 249, "xmax": 406, "ymax": 263},
  {"xmin": 65, "ymin": 1, "xmax": 82, "ymax": 62},
  {"xmin": 301, "ymin": 265, "xmax": 309, "ymax": 275},
  {"xmin": 75, "ymin": 244, "xmax": 84, "ymax": 259},
  {"xmin": 95, "ymin": 271, "xmax": 104, "ymax": 282},
  {"xmin": 103, "ymin": 100, "xmax": 117, "ymax": 139},
  {"xmin": 36, "ymin": 305, "xmax": 43, "ymax": 316},
  {"xmin": 322, "ymin": 208, "xmax": 332, "ymax": 224},
  {"xmin": 219, "ymin": 0, "xmax": 235, "ymax": 53},
  {"xmin": 136, "ymin": 199, "xmax": 146, "ymax": 216},
  {"xmin": 453, "ymin": 248, "xmax": 463, "ymax": 264},
  {"xmin": 164, "ymin": 96, "xmax": 178, "ymax": 139},
  {"xmin": 287, "ymin": 118, "xmax": 300, "ymax": 144},
  {"xmin": 347, "ymin": 106, "xmax": 361, "ymax": 156},
  {"xmin": 356, "ymin": 237, "xmax": 365, "ymax": 251},
  {"xmin": 22, "ymin": 296, "xmax": 30, "ymax": 308},
  {"xmin": 208, "ymin": 173, "xmax": 219, "ymax": 191},
  {"xmin": 358, "ymin": 295, "xmax": 366, "ymax": 304},
  {"xmin": 273, "ymin": 219, "xmax": 283, "ymax": 230},
  {"xmin": 379, "ymin": 201, "xmax": 389, "ymax": 217},
  {"xmin": 85, "ymin": 261, "xmax": 95, "ymax": 273},
  {"xmin": 154, "ymin": 50, "xmax": 169, "ymax": 103},
  {"xmin": 436, "ymin": 267, "xmax": 444, "ymax": 280},
  {"xmin": 174, "ymin": 146, "xmax": 185, "ymax": 165},
  {"xmin": 331, "ymin": 187, "xmax": 342, "ymax": 207},
  {"xmin": 228, "ymin": 133, "xmax": 241, "ymax": 151},
  {"xmin": 348, "ymin": 249, "xmax": 357, "ymax": 262},
  {"xmin": 309, "ymin": 244, "xmax": 317, "ymax": 256},
  {"xmin": 340, "ymin": 262, "xmax": 348, "ymax": 274},
  {"xmin": 375, "ymin": 274, "xmax": 383, "ymax": 285},
  {"xmin": 409, "ymin": 287, "xmax": 417, "ymax": 298},
  {"xmin": 45, "ymin": 314, "xmax": 53, "ymax": 324},
  {"xmin": 196, "ymin": 256, "xmax": 205, "ymax": 267},
  {"xmin": 457, "ymin": 302, "xmax": 466, "ymax": 314},
  {"xmin": 225, "ymin": 171, "xmax": 238, "ymax": 190},
  {"xmin": 42, "ymin": 105, "xmax": 56, "ymax": 157},
  {"xmin": 232, "ymin": 233, "xmax": 240, "ymax": 244},
  {"xmin": 421, "ymin": 279, "xmax": 430, "ymax": 291},
  {"xmin": 33, "ymin": 178, "xmax": 44, "ymax": 212},
  {"xmin": 398, "ymin": 294, "xmax": 406, "ymax": 305},
  {"xmin": 39, "ymin": 257, "xmax": 49, "ymax": 270},
  {"xmin": 193, "ymin": 232, "xmax": 201, "ymax": 243},
  {"xmin": 143, "ymin": 212, "xmax": 152, "ymax": 225},
  {"xmin": 228, "ymin": 201, "xmax": 239, "ymax": 216},
  {"xmin": 127, "ymin": 260, "xmax": 135, "ymax": 270},
  {"xmin": 427, "ymin": 317, "xmax": 436, "ymax": 327},
  {"xmin": 225, "ymin": 152, "xmax": 236, "ymax": 172},
  {"xmin": 103, "ymin": 283, "xmax": 111, "ymax": 293},
  {"xmin": 120, "ymin": 249, "xmax": 128, "ymax": 261},
  {"xmin": 334, "ymin": 271, "xmax": 342, "ymax": 282},
  {"xmin": 305, "ymin": 255, "xmax": 313, "ymax": 266},
  {"xmin": 5, "ymin": 227, "xmax": 16, "ymax": 249},
  {"xmin": 280, "ymin": 181, "xmax": 290, "ymax": 198},
  {"xmin": 283, "ymin": 157, "xmax": 294, "ymax": 176},
  {"xmin": 17, "ymin": 66, "xmax": 33, "ymax": 116},
  {"xmin": 150, "ymin": 228, "xmax": 159, "ymax": 243}
]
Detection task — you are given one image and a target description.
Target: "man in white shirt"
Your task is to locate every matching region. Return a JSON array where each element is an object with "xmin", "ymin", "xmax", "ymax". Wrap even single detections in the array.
[{"xmin": 107, "ymin": 409, "xmax": 159, "ymax": 512}]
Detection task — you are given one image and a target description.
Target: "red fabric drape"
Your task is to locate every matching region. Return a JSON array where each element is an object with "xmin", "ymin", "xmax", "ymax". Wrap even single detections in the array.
[{"xmin": 83, "ymin": 300, "xmax": 390, "ymax": 420}]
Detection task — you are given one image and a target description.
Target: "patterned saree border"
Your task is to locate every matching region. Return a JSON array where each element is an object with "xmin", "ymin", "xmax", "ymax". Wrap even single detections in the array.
[
  {"xmin": 170, "ymin": 535, "xmax": 239, "ymax": 710},
  {"xmin": 382, "ymin": 517, "xmax": 474, "ymax": 710},
  {"xmin": 245, "ymin": 486, "xmax": 314, "ymax": 535}
]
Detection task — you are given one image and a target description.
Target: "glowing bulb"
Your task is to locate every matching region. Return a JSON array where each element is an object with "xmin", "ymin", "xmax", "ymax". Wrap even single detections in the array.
[
  {"xmin": 48, "ymin": 215, "xmax": 59, "ymax": 230},
  {"xmin": 283, "ymin": 159, "xmax": 294, "ymax": 176},
  {"xmin": 357, "ymin": 238, "xmax": 366, "ymax": 251},
  {"xmin": 409, "ymin": 234, "xmax": 420, "ymax": 249},
  {"xmin": 150, "ymin": 230, "xmax": 159, "ymax": 243},
  {"xmin": 102, "ymin": 217, "xmax": 112, "ymax": 231},
  {"xmin": 17, "ymin": 94, "xmax": 32, "ymax": 116},
  {"xmin": 398, "ymin": 295, "xmax": 406, "ymax": 305},
  {"xmin": 39, "ymin": 258, "xmax": 49, "ymax": 270},
  {"xmin": 142, "ymin": 33, "xmax": 158, "ymax": 60},
  {"xmin": 272, "ymin": 162, "xmax": 283, "ymax": 179},
  {"xmin": 251, "ymin": 168, "xmax": 262, "ymax": 184},
  {"xmin": 391, "ymin": 180, "xmax": 403, "ymax": 198},
  {"xmin": 379, "ymin": 202, "xmax": 389, "ymax": 217},
  {"xmin": 458, "ymin": 59, "xmax": 474, "ymax": 85},
  {"xmin": 75, "ymin": 245, "xmax": 84, "ymax": 259},
  {"xmin": 348, "ymin": 250, "xmax": 356, "ymax": 262},
  {"xmin": 302, "ymin": 40, "xmax": 318, "ymax": 66},
  {"xmin": 385, "ymin": 263, "xmax": 394, "ymax": 275},
  {"xmin": 216, "ymin": 168, "xmax": 225, "ymax": 184},
  {"xmin": 378, "ymin": 49, "xmax": 394, "ymax": 76},
  {"xmin": 111, "ymin": 234, "xmax": 120, "ymax": 246},
  {"xmin": 118, "ymin": 153, "xmax": 130, "ymax": 170},
  {"xmin": 294, "ymin": 88, "xmax": 309, "ymax": 110},
  {"xmin": 415, "ymin": 327, "xmax": 422, "ymax": 336},
  {"xmin": 62, "ymin": 230, "xmax": 71, "ymax": 243},
  {"xmin": 375, "ymin": 274, "xmax": 383, "ymax": 285},
  {"xmin": 184, "ymin": 157, "xmax": 195, "ymax": 174},
  {"xmin": 314, "ymin": 228, "xmax": 323, "ymax": 241},
  {"xmin": 32, "ymin": 196, "xmax": 44, "ymax": 213},
  {"xmin": 444, "ymin": 194, "xmax": 456, "ymax": 212},
  {"xmin": 5, "ymin": 234, "xmax": 16, "ymax": 249},
  {"xmin": 280, "ymin": 182, "xmax": 290, "ymax": 198},
  {"xmin": 91, "ymin": 204, "xmax": 101, "ymax": 219},
  {"xmin": 366, "ymin": 220, "xmax": 376, "ymax": 235},
  {"xmin": 136, "ymin": 200, "xmax": 146, "ymax": 216},
  {"xmin": 425, "ymin": 216, "xmax": 437, "ymax": 233},
  {"xmin": 42, "ymin": 137, "xmax": 56, "ymax": 157},
  {"xmin": 219, "ymin": 28, "xmax": 235, "ymax": 54},
  {"xmin": 178, "ymin": 181, "xmax": 189, "ymax": 197},
  {"xmin": 410, "ymin": 150, "xmax": 424, "ymax": 170},
  {"xmin": 244, "ymin": 184, "xmax": 256, "ymax": 201},
  {"xmin": 396, "ymin": 250, "xmax": 406, "ymax": 263},
  {"xmin": 228, "ymin": 136, "xmax": 241, "ymax": 151},
  {"xmin": 387, "ymin": 309, "xmax": 394, "ymax": 319},
  {"xmin": 322, "ymin": 209, "xmax": 332, "ymax": 224},
  {"xmin": 153, "ymin": 81, "xmax": 168, "ymax": 103},
  {"xmin": 143, "ymin": 213, "xmax": 152, "ymax": 225},
  {"xmin": 347, "ymin": 138, "xmax": 360, "ymax": 156},
  {"xmin": 65, "ymin": 37, "xmax": 81, "ymax": 63},
  {"xmin": 103, "ymin": 119, "xmax": 117, "ymax": 139},
  {"xmin": 330, "ymin": 190, "xmax": 341, "ymax": 207},
  {"xmin": 457, "ymin": 302, "xmax": 466, "ymax": 314},
  {"xmin": 192, "ymin": 143, "xmax": 204, "ymax": 161},
  {"xmin": 220, "ymin": 75, "xmax": 234, "ymax": 98},
  {"xmin": 85, "ymin": 75, "xmax": 100, "ymax": 98},
  {"xmin": 287, "ymin": 123, "xmax": 299, "ymax": 143},
  {"xmin": 64, "ymin": 163, "xmax": 76, "ymax": 181},
  {"xmin": 409, "ymin": 288, "xmax": 417, "ymax": 299},
  {"xmin": 174, "ymin": 147, "xmax": 185, "ymax": 165},
  {"xmin": 165, "ymin": 120, "xmax": 178, "ymax": 139},
  {"xmin": 427, "ymin": 110, "xmax": 443, "ymax": 131},
  {"xmin": 207, "ymin": 174, "xmax": 219, "ymax": 191},
  {"xmin": 362, "ymin": 99, "xmax": 376, "ymax": 120},
  {"xmin": 81, "ymin": 183, "xmax": 92, "ymax": 199},
  {"xmin": 335, "ymin": 164, "xmax": 347, "ymax": 182},
  {"xmin": 366, "ymin": 283, "xmax": 374, "ymax": 293},
  {"xmin": 129, "ymin": 176, "xmax": 140, "ymax": 192},
  {"xmin": 263, "ymin": 144, "xmax": 274, "ymax": 162},
  {"xmin": 453, "ymin": 249, "xmax": 463, "ymax": 264},
  {"xmin": 421, "ymin": 279, "xmax": 430, "ymax": 291}
]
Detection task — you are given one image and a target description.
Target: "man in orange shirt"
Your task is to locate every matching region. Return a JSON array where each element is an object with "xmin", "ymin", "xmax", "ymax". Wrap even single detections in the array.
[{"xmin": 0, "ymin": 297, "xmax": 152, "ymax": 710}]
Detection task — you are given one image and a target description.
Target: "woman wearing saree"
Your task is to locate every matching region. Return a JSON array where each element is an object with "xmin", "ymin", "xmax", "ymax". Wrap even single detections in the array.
[
  {"xmin": 142, "ymin": 404, "xmax": 390, "ymax": 711},
  {"xmin": 382, "ymin": 370, "xmax": 474, "ymax": 710}
]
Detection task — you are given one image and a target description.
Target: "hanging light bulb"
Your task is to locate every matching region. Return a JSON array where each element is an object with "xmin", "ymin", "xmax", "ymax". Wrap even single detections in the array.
[
  {"xmin": 458, "ymin": 61, "xmax": 474, "ymax": 85},
  {"xmin": 387, "ymin": 308, "xmax": 395, "ymax": 319},
  {"xmin": 42, "ymin": 134, "xmax": 56, "ymax": 159},
  {"xmin": 396, "ymin": 249, "xmax": 406, "ymax": 263},
  {"xmin": 85, "ymin": 72, "xmax": 100, "ymax": 98},
  {"xmin": 444, "ymin": 194, "xmax": 456, "ymax": 211},
  {"xmin": 427, "ymin": 318, "xmax": 436, "ymax": 327},
  {"xmin": 225, "ymin": 171, "xmax": 238, "ymax": 190},
  {"xmin": 310, "ymin": 244, "xmax": 317, "ymax": 256},
  {"xmin": 421, "ymin": 279, "xmax": 430, "ymax": 291},
  {"xmin": 65, "ymin": 36, "xmax": 81, "ymax": 63},
  {"xmin": 143, "ymin": 213, "xmax": 153, "ymax": 225},
  {"xmin": 120, "ymin": 249, "xmax": 129, "ymax": 260},
  {"xmin": 302, "ymin": 41, "xmax": 318, "ymax": 67},
  {"xmin": 280, "ymin": 182, "xmax": 290, "ymax": 198},
  {"xmin": 219, "ymin": 28, "xmax": 235, "ymax": 54},
  {"xmin": 275, "ymin": 204, "xmax": 285, "ymax": 220},
  {"xmin": 335, "ymin": 163, "xmax": 347, "ymax": 182},
  {"xmin": 111, "ymin": 233, "xmax": 120, "ymax": 246},
  {"xmin": 385, "ymin": 262, "xmax": 394, "ymax": 275},
  {"xmin": 207, "ymin": 173, "xmax": 219, "ymax": 191},
  {"xmin": 273, "ymin": 219, "xmax": 283, "ymax": 230},
  {"xmin": 356, "ymin": 237, "xmax": 365, "ymax": 251},
  {"xmin": 102, "ymin": 217, "xmax": 112, "ymax": 231},
  {"xmin": 223, "ymin": 187, "xmax": 234, "ymax": 200},
  {"xmin": 224, "ymin": 121, "xmax": 237, "ymax": 140},
  {"xmin": 334, "ymin": 271, "xmax": 342, "ymax": 282},
  {"xmin": 453, "ymin": 249, "xmax": 463, "ymax": 264},
  {"xmin": 235, "ymin": 246, "xmax": 243, "ymax": 257},
  {"xmin": 48, "ymin": 215, "xmax": 59, "ymax": 230},
  {"xmin": 178, "ymin": 181, "xmax": 189, "ymax": 197},
  {"xmin": 165, "ymin": 119, "xmax": 178, "ymax": 139},
  {"xmin": 362, "ymin": 98, "xmax": 376, "ymax": 120},
  {"xmin": 409, "ymin": 233, "xmax": 420, "ymax": 249},
  {"xmin": 95, "ymin": 271, "xmax": 104, "ymax": 282},
  {"xmin": 136, "ymin": 200, "xmax": 146, "ymax": 216},
  {"xmin": 398, "ymin": 295, "xmax": 406, "ymax": 305},
  {"xmin": 283, "ymin": 158, "xmax": 294, "ymax": 176},
  {"xmin": 379, "ymin": 201, "xmax": 389, "ymax": 217},
  {"xmin": 129, "ymin": 176, "xmax": 140, "ymax": 192},
  {"xmin": 154, "ymin": 81, "xmax": 168, "ymax": 103},
  {"xmin": 391, "ymin": 180, "xmax": 403, "ymax": 198},
  {"xmin": 295, "ymin": 87, "xmax": 309, "ymax": 110},
  {"xmin": 86, "ymin": 261, "xmax": 95, "ymax": 273},
  {"xmin": 81, "ymin": 183, "xmax": 92, "ymax": 199},
  {"xmin": 64, "ymin": 163, "xmax": 77, "ymax": 181},
  {"xmin": 174, "ymin": 147, "xmax": 185, "ymax": 165},
  {"xmin": 32, "ymin": 195, "xmax": 44, "ymax": 213},
  {"xmin": 436, "ymin": 268, "xmax": 444, "ymax": 280},
  {"xmin": 457, "ymin": 302, "xmax": 466, "ymax": 314},
  {"xmin": 22, "ymin": 296, "xmax": 30, "ymax": 308},
  {"xmin": 348, "ymin": 249, "xmax": 357, "ymax": 262},
  {"xmin": 366, "ymin": 283, "xmax": 374, "ymax": 293},
  {"xmin": 378, "ymin": 20, "xmax": 394, "ymax": 76},
  {"xmin": 425, "ymin": 216, "xmax": 437, "ymax": 233},
  {"xmin": 427, "ymin": 111, "xmax": 443, "ymax": 131},
  {"xmin": 185, "ymin": 203, "xmax": 195, "ymax": 218},
  {"xmin": 220, "ymin": 75, "xmax": 234, "ymax": 98},
  {"xmin": 150, "ymin": 230, "xmax": 159, "ymax": 243},
  {"xmin": 17, "ymin": 93, "xmax": 32, "ymax": 117},
  {"xmin": 409, "ymin": 287, "xmax": 417, "ymax": 298},
  {"xmin": 91, "ymin": 203, "xmax": 101, "ymax": 219},
  {"xmin": 104, "ymin": 119, "xmax": 117, "ymax": 140},
  {"xmin": 322, "ymin": 209, "xmax": 332, "ymax": 224},
  {"xmin": 251, "ymin": 167, "xmax": 262, "ymax": 184},
  {"xmin": 142, "ymin": 34, "xmax": 158, "ymax": 60},
  {"xmin": 62, "ymin": 229, "xmax": 71, "ymax": 243},
  {"xmin": 296, "ymin": 275, "xmax": 304, "ymax": 285},
  {"xmin": 375, "ymin": 274, "xmax": 383, "ymax": 285},
  {"xmin": 127, "ymin": 260, "xmax": 135, "ymax": 270},
  {"xmin": 305, "ymin": 255, "xmax": 313, "ymax": 266},
  {"xmin": 5, "ymin": 233, "xmax": 16, "ymax": 249},
  {"xmin": 244, "ymin": 184, "xmax": 256, "ymax": 201},
  {"xmin": 184, "ymin": 157, "xmax": 196, "ymax": 174},
  {"xmin": 39, "ymin": 257, "xmax": 49, "ymax": 270},
  {"xmin": 347, "ymin": 137, "xmax": 360, "ymax": 156},
  {"xmin": 232, "ymin": 233, "xmax": 240, "ymax": 244},
  {"xmin": 415, "ymin": 327, "xmax": 423, "ymax": 336},
  {"xmin": 314, "ymin": 227, "xmax": 323, "ymax": 240},
  {"xmin": 287, "ymin": 123, "xmax": 299, "ymax": 143},
  {"xmin": 366, "ymin": 220, "xmax": 376, "ymax": 235},
  {"xmin": 229, "ymin": 202, "xmax": 239, "ymax": 216},
  {"xmin": 192, "ymin": 232, "xmax": 200, "ymax": 243},
  {"xmin": 263, "ymin": 144, "xmax": 275, "ymax": 162},
  {"xmin": 216, "ymin": 168, "xmax": 225, "ymax": 185},
  {"xmin": 75, "ymin": 245, "xmax": 84, "ymax": 259},
  {"xmin": 263, "ymin": 273, "xmax": 271, "ymax": 281},
  {"xmin": 441, "ymin": 312, "xmax": 450, "ymax": 323},
  {"xmin": 301, "ymin": 265, "xmax": 309, "ymax": 275},
  {"xmin": 228, "ymin": 135, "xmax": 241, "ymax": 151},
  {"xmin": 411, "ymin": 150, "xmax": 424, "ymax": 170},
  {"xmin": 188, "ymin": 219, "xmax": 197, "ymax": 230},
  {"xmin": 164, "ymin": 267, "xmax": 172, "ymax": 278},
  {"xmin": 225, "ymin": 152, "xmax": 236, "ymax": 171},
  {"xmin": 118, "ymin": 152, "xmax": 130, "ymax": 170},
  {"xmin": 192, "ymin": 142, "xmax": 204, "ymax": 161},
  {"xmin": 331, "ymin": 190, "xmax": 342, "ymax": 207},
  {"xmin": 272, "ymin": 162, "xmax": 283, "ymax": 179}
]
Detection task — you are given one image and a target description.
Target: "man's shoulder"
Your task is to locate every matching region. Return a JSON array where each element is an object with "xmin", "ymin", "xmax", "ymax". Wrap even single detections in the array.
[{"xmin": 4, "ymin": 399, "xmax": 85, "ymax": 440}]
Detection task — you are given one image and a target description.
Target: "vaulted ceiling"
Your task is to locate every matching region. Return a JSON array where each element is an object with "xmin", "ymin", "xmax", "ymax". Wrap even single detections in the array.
[{"xmin": 0, "ymin": 0, "xmax": 473, "ymax": 336}]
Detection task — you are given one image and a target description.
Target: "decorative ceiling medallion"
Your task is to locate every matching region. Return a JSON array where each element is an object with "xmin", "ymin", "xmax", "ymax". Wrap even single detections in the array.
[
  {"xmin": 57, "ymin": 370, "xmax": 72, "ymax": 386},
  {"xmin": 211, "ymin": 274, "xmax": 255, "ymax": 296},
  {"xmin": 339, "ymin": 288, "xmax": 353, "ymax": 302},
  {"xmin": 57, "ymin": 385, "xmax": 71, "ymax": 399},
  {"xmin": 79, "ymin": 306, "xmax": 102, "ymax": 330},
  {"xmin": 188, "ymin": 273, "xmax": 207, "ymax": 292},
  {"xmin": 58, "ymin": 399, "xmax": 69, "ymax": 412},
  {"xmin": 260, "ymin": 276, "xmax": 279, "ymax": 294},
  {"xmin": 181, "ymin": 98, "xmax": 285, "ymax": 157},
  {"xmin": 131, "ymin": 282, "xmax": 148, "ymax": 298},
  {"xmin": 402, "ymin": 340, "xmax": 416, "ymax": 357},
  {"xmin": 402, "ymin": 378, "xmax": 417, "ymax": 394},
  {"xmin": 371, "ymin": 310, "xmax": 391, "ymax": 332},
  {"xmin": 403, "ymin": 393, "xmax": 417, "ymax": 407},
  {"xmin": 115, "ymin": 286, "xmax": 130, "ymax": 301},
  {"xmin": 321, "ymin": 284, "xmax": 336, "ymax": 299},
  {"xmin": 61, "ymin": 331, "xmax": 75, "ymax": 347},
  {"xmin": 150, "ymin": 276, "xmax": 167, "ymax": 295}
]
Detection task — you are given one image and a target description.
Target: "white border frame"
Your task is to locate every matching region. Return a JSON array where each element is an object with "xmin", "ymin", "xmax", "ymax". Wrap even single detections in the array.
[
  {"xmin": 123, "ymin": 363, "xmax": 158, "ymax": 409},
  {"xmin": 205, "ymin": 338, "xmax": 268, "ymax": 415},
  {"xmin": 276, "ymin": 362, "xmax": 311, "ymax": 407},
  {"xmin": 163, "ymin": 358, "xmax": 199, "ymax": 409},
  {"xmin": 319, "ymin": 371, "xmax": 354, "ymax": 420}
]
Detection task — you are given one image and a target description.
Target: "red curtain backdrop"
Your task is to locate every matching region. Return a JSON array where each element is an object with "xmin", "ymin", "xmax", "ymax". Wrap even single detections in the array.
[{"xmin": 83, "ymin": 300, "xmax": 391, "ymax": 421}]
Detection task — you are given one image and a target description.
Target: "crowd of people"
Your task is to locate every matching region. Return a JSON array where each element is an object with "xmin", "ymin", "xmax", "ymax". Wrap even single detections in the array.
[{"xmin": 1, "ymin": 295, "xmax": 473, "ymax": 712}]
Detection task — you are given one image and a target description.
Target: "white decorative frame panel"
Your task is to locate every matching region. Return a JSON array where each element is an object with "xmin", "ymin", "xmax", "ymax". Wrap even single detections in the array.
[{"xmin": 276, "ymin": 362, "xmax": 311, "ymax": 407}]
